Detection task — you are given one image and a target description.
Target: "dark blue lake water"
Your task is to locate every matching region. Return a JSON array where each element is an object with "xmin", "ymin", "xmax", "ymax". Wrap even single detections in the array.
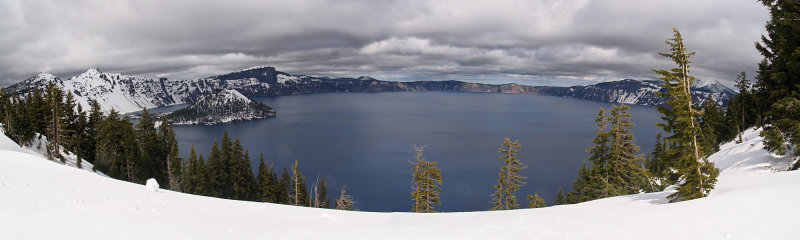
[{"xmin": 172, "ymin": 92, "xmax": 662, "ymax": 212}]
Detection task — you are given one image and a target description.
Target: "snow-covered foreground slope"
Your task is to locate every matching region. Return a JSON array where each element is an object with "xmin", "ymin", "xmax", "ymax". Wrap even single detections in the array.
[{"xmin": 1, "ymin": 128, "xmax": 798, "ymax": 240}]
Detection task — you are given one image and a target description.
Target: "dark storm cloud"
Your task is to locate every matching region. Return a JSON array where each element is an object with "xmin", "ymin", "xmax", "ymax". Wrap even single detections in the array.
[{"xmin": 0, "ymin": 0, "xmax": 769, "ymax": 87}]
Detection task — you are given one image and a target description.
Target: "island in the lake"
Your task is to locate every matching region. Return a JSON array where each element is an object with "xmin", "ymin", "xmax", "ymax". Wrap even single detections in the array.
[{"xmin": 165, "ymin": 89, "xmax": 276, "ymax": 125}]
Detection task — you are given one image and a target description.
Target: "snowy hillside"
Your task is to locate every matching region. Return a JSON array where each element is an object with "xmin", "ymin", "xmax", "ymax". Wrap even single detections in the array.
[{"xmin": 0, "ymin": 128, "xmax": 797, "ymax": 239}]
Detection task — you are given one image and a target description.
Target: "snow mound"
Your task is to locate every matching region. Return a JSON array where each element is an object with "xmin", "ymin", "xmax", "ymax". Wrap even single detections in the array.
[{"xmin": 145, "ymin": 178, "xmax": 159, "ymax": 192}]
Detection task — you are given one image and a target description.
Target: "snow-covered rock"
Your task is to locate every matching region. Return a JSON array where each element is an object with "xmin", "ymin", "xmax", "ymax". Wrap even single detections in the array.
[{"xmin": 145, "ymin": 178, "xmax": 159, "ymax": 192}]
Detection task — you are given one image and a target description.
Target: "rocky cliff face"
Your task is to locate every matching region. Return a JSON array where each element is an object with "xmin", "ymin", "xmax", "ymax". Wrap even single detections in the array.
[{"xmin": 6, "ymin": 66, "xmax": 736, "ymax": 114}]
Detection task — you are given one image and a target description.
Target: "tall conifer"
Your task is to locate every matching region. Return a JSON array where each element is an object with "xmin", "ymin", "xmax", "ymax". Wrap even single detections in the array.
[
  {"xmin": 653, "ymin": 28, "xmax": 719, "ymax": 201},
  {"xmin": 410, "ymin": 145, "xmax": 442, "ymax": 213},
  {"xmin": 491, "ymin": 138, "xmax": 526, "ymax": 210}
]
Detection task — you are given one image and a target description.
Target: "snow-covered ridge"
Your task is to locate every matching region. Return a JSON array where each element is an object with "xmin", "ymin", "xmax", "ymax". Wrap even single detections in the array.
[
  {"xmin": 6, "ymin": 68, "xmax": 737, "ymax": 115},
  {"xmin": 1, "ymin": 127, "xmax": 798, "ymax": 239}
]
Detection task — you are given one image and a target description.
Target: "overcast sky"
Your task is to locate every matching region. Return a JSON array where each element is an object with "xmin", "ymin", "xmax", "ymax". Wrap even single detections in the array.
[{"xmin": 0, "ymin": 0, "xmax": 769, "ymax": 87}]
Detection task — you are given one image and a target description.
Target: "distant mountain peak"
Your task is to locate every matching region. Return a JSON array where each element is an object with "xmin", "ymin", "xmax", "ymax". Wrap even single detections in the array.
[{"xmin": 357, "ymin": 76, "xmax": 376, "ymax": 81}]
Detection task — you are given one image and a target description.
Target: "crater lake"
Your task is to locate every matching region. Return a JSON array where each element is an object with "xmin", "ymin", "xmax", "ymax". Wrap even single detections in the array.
[{"xmin": 172, "ymin": 92, "xmax": 663, "ymax": 212}]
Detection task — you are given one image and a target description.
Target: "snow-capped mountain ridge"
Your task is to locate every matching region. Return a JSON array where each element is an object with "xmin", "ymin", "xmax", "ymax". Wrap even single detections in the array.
[{"xmin": 6, "ymin": 67, "xmax": 737, "ymax": 114}]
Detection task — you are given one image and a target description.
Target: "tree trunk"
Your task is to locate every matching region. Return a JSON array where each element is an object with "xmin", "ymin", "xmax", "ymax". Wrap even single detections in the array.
[{"xmin": 680, "ymin": 51, "xmax": 704, "ymax": 196}]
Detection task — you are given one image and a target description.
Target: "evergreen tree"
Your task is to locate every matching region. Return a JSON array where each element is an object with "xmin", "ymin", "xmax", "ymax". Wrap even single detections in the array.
[
  {"xmin": 277, "ymin": 167, "xmax": 292, "ymax": 204},
  {"xmin": 256, "ymin": 153, "xmax": 278, "ymax": 202},
  {"xmin": 733, "ymin": 72, "xmax": 755, "ymax": 129},
  {"xmin": 570, "ymin": 105, "xmax": 646, "ymax": 202},
  {"xmin": 44, "ymin": 83, "xmax": 64, "ymax": 161},
  {"xmin": 73, "ymin": 104, "xmax": 87, "ymax": 168},
  {"xmin": 160, "ymin": 118, "xmax": 181, "ymax": 191},
  {"xmin": 120, "ymin": 116, "xmax": 139, "ymax": 183},
  {"xmin": 28, "ymin": 87, "xmax": 47, "ymax": 136},
  {"xmin": 220, "ymin": 131, "xmax": 234, "ymax": 198},
  {"xmin": 334, "ymin": 187, "xmax": 355, "ymax": 210},
  {"xmin": 82, "ymin": 100, "xmax": 103, "ymax": 165},
  {"xmin": 410, "ymin": 145, "xmax": 442, "ymax": 213},
  {"xmin": 606, "ymin": 104, "xmax": 647, "ymax": 194},
  {"xmin": 316, "ymin": 177, "xmax": 330, "ymax": 208},
  {"xmin": 232, "ymin": 146, "xmax": 256, "ymax": 201},
  {"xmin": 134, "ymin": 108, "xmax": 165, "ymax": 184},
  {"xmin": 526, "ymin": 192, "xmax": 547, "ymax": 208},
  {"xmin": 754, "ymin": 0, "xmax": 800, "ymax": 170},
  {"xmin": 181, "ymin": 145, "xmax": 207, "ymax": 195},
  {"xmin": 760, "ymin": 98, "xmax": 800, "ymax": 169},
  {"xmin": 95, "ymin": 110, "xmax": 137, "ymax": 181},
  {"xmin": 646, "ymin": 132, "xmax": 667, "ymax": 177},
  {"xmin": 290, "ymin": 160, "xmax": 308, "ymax": 206},
  {"xmin": 553, "ymin": 188, "xmax": 567, "ymax": 205},
  {"xmin": 205, "ymin": 141, "xmax": 225, "ymax": 197},
  {"xmin": 10, "ymin": 93, "xmax": 35, "ymax": 146},
  {"xmin": 491, "ymin": 138, "xmax": 526, "ymax": 210},
  {"xmin": 581, "ymin": 108, "xmax": 612, "ymax": 199},
  {"xmin": 569, "ymin": 162, "xmax": 599, "ymax": 203},
  {"xmin": 653, "ymin": 28, "xmax": 719, "ymax": 201}
]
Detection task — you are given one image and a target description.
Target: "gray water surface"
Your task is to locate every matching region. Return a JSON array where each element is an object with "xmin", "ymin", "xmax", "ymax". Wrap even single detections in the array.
[{"xmin": 173, "ymin": 92, "xmax": 662, "ymax": 212}]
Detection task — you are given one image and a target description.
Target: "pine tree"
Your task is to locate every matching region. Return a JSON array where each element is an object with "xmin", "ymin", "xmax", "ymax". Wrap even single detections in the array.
[
  {"xmin": 10, "ymin": 92, "xmax": 35, "ymax": 146},
  {"xmin": 277, "ymin": 167, "xmax": 292, "ymax": 204},
  {"xmin": 700, "ymin": 95, "xmax": 724, "ymax": 152},
  {"xmin": 646, "ymin": 132, "xmax": 666, "ymax": 177},
  {"xmin": 134, "ymin": 108, "xmax": 165, "ymax": 184},
  {"xmin": 83, "ymin": 100, "xmax": 103, "ymax": 165},
  {"xmin": 205, "ymin": 141, "xmax": 225, "ymax": 197},
  {"xmin": 553, "ymin": 188, "xmax": 567, "ymax": 205},
  {"xmin": 290, "ymin": 160, "xmax": 308, "ymax": 206},
  {"xmin": 410, "ymin": 145, "xmax": 442, "ymax": 213},
  {"xmin": 733, "ymin": 72, "xmax": 755, "ymax": 129},
  {"xmin": 571, "ymin": 106, "xmax": 648, "ymax": 202},
  {"xmin": 526, "ymin": 192, "xmax": 547, "ymax": 208},
  {"xmin": 160, "ymin": 118, "xmax": 181, "ymax": 192},
  {"xmin": 754, "ymin": 0, "xmax": 800, "ymax": 170},
  {"xmin": 73, "ymin": 104, "xmax": 87, "ymax": 168},
  {"xmin": 44, "ymin": 83, "xmax": 64, "ymax": 162},
  {"xmin": 334, "ymin": 187, "xmax": 355, "ymax": 210},
  {"xmin": 28, "ymin": 87, "xmax": 47, "ymax": 136},
  {"xmin": 491, "ymin": 138, "xmax": 526, "ymax": 210},
  {"xmin": 316, "ymin": 177, "xmax": 330, "ymax": 208},
  {"xmin": 232, "ymin": 146, "xmax": 256, "ymax": 201},
  {"xmin": 760, "ymin": 98, "xmax": 800, "ymax": 169},
  {"xmin": 256, "ymin": 153, "xmax": 277, "ymax": 202},
  {"xmin": 220, "ymin": 131, "xmax": 234, "ymax": 198},
  {"xmin": 585, "ymin": 107, "xmax": 611, "ymax": 198},
  {"xmin": 120, "ymin": 116, "xmax": 139, "ymax": 183},
  {"xmin": 653, "ymin": 28, "xmax": 719, "ymax": 201},
  {"xmin": 181, "ymin": 145, "xmax": 207, "ymax": 195},
  {"xmin": 606, "ymin": 104, "xmax": 647, "ymax": 194}
]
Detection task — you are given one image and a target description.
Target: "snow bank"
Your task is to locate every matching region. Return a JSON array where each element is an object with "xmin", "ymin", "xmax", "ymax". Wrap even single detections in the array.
[{"xmin": 0, "ymin": 128, "xmax": 798, "ymax": 240}]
